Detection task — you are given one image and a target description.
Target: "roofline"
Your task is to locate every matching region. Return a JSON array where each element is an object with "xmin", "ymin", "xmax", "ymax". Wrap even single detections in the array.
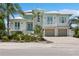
[{"xmin": 44, "ymin": 13, "xmax": 73, "ymax": 15}]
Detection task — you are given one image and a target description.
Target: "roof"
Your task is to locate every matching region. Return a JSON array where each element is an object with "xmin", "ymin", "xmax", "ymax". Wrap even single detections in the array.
[
  {"xmin": 10, "ymin": 16, "xmax": 23, "ymax": 19},
  {"xmin": 23, "ymin": 15, "xmax": 33, "ymax": 19},
  {"xmin": 45, "ymin": 11, "xmax": 73, "ymax": 15},
  {"xmin": 10, "ymin": 9, "xmax": 79, "ymax": 20},
  {"xmin": 45, "ymin": 9, "xmax": 79, "ymax": 15}
]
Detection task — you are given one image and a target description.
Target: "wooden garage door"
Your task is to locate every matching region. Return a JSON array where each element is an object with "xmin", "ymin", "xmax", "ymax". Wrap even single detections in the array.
[
  {"xmin": 45, "ymin": 29, "xmax": 55, "ymax": 37},
  {"xmin": 58, "ymin": 29, "xmax": 67, "ymax": 36}
]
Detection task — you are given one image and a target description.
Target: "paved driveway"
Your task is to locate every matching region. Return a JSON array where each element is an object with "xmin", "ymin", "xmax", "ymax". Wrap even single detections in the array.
[
  {"xmin": 0, "ymin": 37, "xmax": 79, "ymax": 56},
  {"xmin": 44, "ymin": 37, "xmax": 79, "ymax": 44}
]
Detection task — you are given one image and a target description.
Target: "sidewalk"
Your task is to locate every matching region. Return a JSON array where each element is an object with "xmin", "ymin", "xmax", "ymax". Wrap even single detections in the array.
[
  {"xmin": 44, "ymin": 37, "xmax": 79, "ymax": 43},
  {"xmin": 0, "ymin": 37, "xmax": 79, "ymax": 49},
  {"xmin": 0, "ymin": 42, "xmax": 53, "ymax": 49}
]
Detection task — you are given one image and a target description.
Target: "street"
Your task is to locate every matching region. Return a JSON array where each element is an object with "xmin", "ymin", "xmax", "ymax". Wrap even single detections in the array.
[{"xmin": 0, "ymin": 47, "xmax": 79, "ymax": 56}]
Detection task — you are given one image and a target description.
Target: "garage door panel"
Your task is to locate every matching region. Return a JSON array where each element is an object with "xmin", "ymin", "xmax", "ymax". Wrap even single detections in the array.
[
  {"xmin": 58, "ymin": 29, "xmax": 67, "ymax": 36},
  {"xmin": 45, "ymin": 29, "xmax": 55, "ymax": 37}
]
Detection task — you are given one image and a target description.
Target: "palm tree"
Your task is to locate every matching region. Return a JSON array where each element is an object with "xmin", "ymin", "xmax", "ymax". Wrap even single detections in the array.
[
  {"xmin": 0, "ymin": 4, "xmax": 6, "ymax": 30},
  {"xmin": 69, "ymin": 16, "xmax": 79, "ymax": 29},
  {"xmin": 32, "ymin": 9, "xmax": 43, "ymax": 21},
  {"xmin": 0, "ymin": 3, "xmax": 25, "ymax": 35},
  {"xmin": 0, "ymin": 4, "xmax": 5, "ymax": 19},
  {"xmin": 32, "ymin": 9, "xmax": 44, "ymax": 40},
  {"xmin": 69, "ymin": 16, "xmax": 79, "ymax": 37},
  {"xmin": 0, "ymin": 19, "xmax": 5, "ymax": 30},
  {"xmin": 34, "ymin": 25, "xmax": 43, "ymax": 41}
]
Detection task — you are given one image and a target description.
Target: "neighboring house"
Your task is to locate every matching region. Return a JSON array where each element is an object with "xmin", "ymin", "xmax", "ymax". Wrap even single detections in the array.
[{"xmin": 9, "ymin": 9, "xmax": 74, "ymax": 37}]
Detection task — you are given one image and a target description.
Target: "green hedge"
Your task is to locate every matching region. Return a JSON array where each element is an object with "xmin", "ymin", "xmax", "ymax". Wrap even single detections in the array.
[
  {"xmin": 1, "ymin": 31, "xmax": 45, "ymax": 42},
  {"xmin": 73, "ymin": 28, "xmax": 79, "ymax": 38}
]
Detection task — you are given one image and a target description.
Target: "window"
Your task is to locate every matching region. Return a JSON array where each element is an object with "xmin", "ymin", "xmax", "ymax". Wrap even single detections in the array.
[
  {"xmin": 47, "ymin": 16, "xmax": 53, "ymax": 24},
  {"xmin": 54, "ymin": 16, "xmax": 56, "ymax": 19},
  {"xmin": 37, "ymin": 14, "xmax": 40, "ymax": 22},
  {"xmin": 59, "ymin": 16, "xmax": 66, "ymax": 23},
  {"xmin": 24, "ymin": 15, "xmax": 32, "ymax": 19},
  {"xmin": 27, "ymin": 22, "xmax": 33, "ymax": 31},
  {"xmin": 15, "ymin": 22, "xmax": 20, "ymax": 30}
]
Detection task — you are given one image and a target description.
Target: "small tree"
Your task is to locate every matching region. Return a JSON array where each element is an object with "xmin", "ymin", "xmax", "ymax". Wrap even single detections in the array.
[{"xmin": 34, "ymin": 25, "xmax": 43, "ymax": 40}]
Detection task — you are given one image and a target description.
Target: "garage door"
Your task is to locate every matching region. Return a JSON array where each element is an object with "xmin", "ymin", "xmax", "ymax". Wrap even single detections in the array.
[
  {"xmin": 45, "ymin": 29, "xmax": 55, "ymax": 37},
  {"xmin": 58, "ymin": 29, "xmax": 67, "ymax": 36}
]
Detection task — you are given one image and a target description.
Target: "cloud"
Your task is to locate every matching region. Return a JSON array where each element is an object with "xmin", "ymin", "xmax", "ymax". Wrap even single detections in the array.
[
  {"xmin": 59, "ymin": 9, "xmax": 79, "ymax": 19},
  {"xmin": 60, "ymin": 9, "xmax": 79, "ymax": 15},
  {"xmin": 46, "ymin": 9, "xmax": 79, "ymax": 15}
]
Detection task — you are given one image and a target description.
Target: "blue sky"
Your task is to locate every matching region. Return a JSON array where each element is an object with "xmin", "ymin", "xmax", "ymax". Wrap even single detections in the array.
[{"xmin": 19, "ymin": 3, "xmax": 79, "ymax": 11}]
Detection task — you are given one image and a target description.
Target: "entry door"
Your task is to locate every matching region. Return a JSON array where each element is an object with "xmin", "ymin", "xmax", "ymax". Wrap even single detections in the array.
[{"xmin": 26, "ymin": 22, "xmax": 33, "ymax": 31}]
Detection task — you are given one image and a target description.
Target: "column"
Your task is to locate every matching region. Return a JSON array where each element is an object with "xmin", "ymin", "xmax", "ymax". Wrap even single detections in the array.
[
  {"xmin": 43, "ymin": 29, "xmax": 45, "ymax": 37},
  {"xmin": 55, "ymin": 28, "xmax": 58, "ymax": 36},
  {"xmin": 68, "ymin": 29, "xmax": 74, "ymax": 37}
]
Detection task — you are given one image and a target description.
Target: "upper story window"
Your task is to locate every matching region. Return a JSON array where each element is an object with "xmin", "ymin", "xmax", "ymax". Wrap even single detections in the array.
[
  {"xmin": 27, "ymin": 22, "xmax": 33, "ymax": 31},
  {"xmin": 47, "ymin": 16, "xmax": 53, "ymax": 24},
  {"xmin": 15, "ymin": 22, "xmax": 20, "ymax": 30},
  {"xmin": 59, "ymin": 16, "xmax": 66, "ymax": 23},
  {"xmin": 24, "ymin": 15, "xmax": 32, "ymax": 19},
  {"xmin": 37, "ymin": 14, "xmax": 40, "ymax": 22}
]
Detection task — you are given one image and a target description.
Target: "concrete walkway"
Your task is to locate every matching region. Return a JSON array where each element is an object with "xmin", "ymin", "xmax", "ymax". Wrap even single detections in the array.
[{"xmin": 0, "ymin": 42, "xmax": 53, "ymax": 49}]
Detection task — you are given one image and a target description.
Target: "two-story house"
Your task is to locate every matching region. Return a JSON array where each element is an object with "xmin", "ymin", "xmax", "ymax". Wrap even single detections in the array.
[
  {"xmin": 9, "ymin": 9, "xmax": 74, "ymax": 37},
  {"xmin": 43, "ymin": 11, "xmax": 74, "ymax": 36}
]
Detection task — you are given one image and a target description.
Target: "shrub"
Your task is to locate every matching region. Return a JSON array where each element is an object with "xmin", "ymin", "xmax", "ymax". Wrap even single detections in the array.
[
  {"xmin": 30, "ymin": 35, "xmax": 37, "ymax": 42},
  {"xmin": 0, "ymin": 30, "xmax": 45, "ymax": 42},
  {"xmin": 34, "ymin": 25, "xmax": 43, "ymax": 41},
  {"xmin": 15, "ymin": 31, "xmax": 23, "ymax": 34},
  {"xmin": 74, "ymin": 28, "xmax": 79, "ymax": 38},
  {"xmin": 16, "ymin": 34, "xmax": 25, "ymax": 42},
  {"xmin": 24, "ymin": 34, "xmax": 31, "ymax": 42},
  {"xmin": 76, "ymin": 31, "xmax": 79, "ymax": 38},
  {"xmin": 10, "ymin": 31, "xmax": 24, "ymax": 42},
  {"xmin": 12, "ymin": 31, "xmax": 23, "ymax": 35},
  {"xmin": 2, "ymin": 36, "xmax": 10, "ymax": 42},
  {"xmin": 8, "ymin": 35, "xmax": 13, "ymax": 40},
  {"xmin": 0, "ymin": 30, "xmax": 7, "ymax": 39},
  {"xmin": 11, "ymin": 33, "xmax": 17, "ymax": 40},
  {"xmin": 23, "ymin": 34, "xmax": 37, "ymax": 42}
]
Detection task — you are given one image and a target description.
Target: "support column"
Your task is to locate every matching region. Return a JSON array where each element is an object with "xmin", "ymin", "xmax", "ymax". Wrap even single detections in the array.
[
  {"xmin": 68, "ymin": 29, "xmax": 74, "ymax": 37},
  {"xmin": 43, "ymin": 29, "xmax": 45, "ymax": 37},
  {"xmin": 55, "ymin": 28, "xmax": 58, "ymax": 36}
]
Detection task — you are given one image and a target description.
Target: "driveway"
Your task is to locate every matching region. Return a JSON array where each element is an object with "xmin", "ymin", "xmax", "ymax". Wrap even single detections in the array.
[{"xmin": 44, "ymin": 37, "xmax": 79, "ymax": 44}]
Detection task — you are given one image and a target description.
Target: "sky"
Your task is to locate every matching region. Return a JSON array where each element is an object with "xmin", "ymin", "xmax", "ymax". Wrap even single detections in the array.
[
  {"xmin": 19, "ymin": 3, "xmax": 79, "ymax": 11},
  {"xmin": 18, "ymin": 3, "xmax": 79, "ymax": 28},
  {"xmin": 17, "ymin": 3, "xmax": 79, "ymax": 18}
]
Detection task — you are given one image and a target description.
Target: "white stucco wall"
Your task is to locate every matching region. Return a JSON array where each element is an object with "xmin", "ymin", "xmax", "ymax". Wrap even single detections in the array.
[{"xmin": 43, "ymin": 13, "xmax": 71, "ymax": 27}]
